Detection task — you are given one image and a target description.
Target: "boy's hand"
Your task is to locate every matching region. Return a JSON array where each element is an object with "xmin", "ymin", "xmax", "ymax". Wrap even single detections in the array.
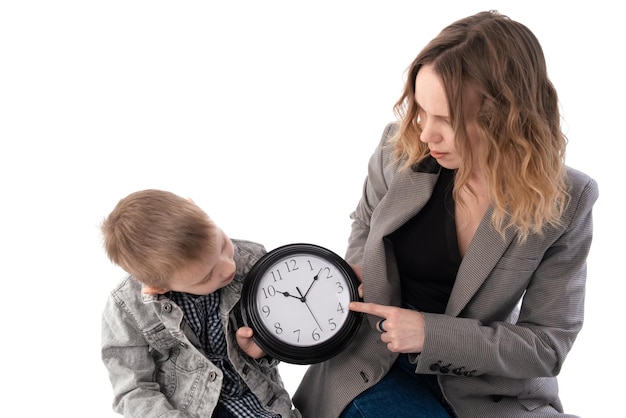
[{"xmin": 236, "ymin": 326, "xmax": 266, "ymax": 359}]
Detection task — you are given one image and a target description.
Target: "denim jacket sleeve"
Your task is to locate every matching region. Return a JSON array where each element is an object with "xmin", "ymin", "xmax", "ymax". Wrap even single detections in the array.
[
  {"xmin": 101, "ymin": 277, "xmax": 220, "ymax": 417},
  {"xmin": 102, "ymin": 279, "xmax": 179, "ymax": 416}
]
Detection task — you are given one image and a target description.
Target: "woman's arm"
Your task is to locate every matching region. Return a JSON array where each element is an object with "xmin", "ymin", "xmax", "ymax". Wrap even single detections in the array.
[{"xmin": 346, "ymin": 123, "xmax": 398, "ymax": 264}]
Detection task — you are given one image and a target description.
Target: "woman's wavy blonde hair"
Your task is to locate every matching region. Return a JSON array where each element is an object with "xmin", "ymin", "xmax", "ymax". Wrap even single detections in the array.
[{"xmin": 393, "ymin": 10, "xmax": 568, "ymax": 241}]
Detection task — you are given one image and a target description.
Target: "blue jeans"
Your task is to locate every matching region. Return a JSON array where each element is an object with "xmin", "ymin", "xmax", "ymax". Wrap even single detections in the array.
[{"xmin": 340, "ymin": 354, "xmax": 452, "ymax": 418}]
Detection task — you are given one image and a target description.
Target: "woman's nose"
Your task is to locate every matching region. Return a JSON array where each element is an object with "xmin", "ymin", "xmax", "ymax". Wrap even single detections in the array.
[
  {"xmin": 420, "ymin": 128, "xmax": 434, "ymax": 144},
  {"xmin": 420, "ymin": 121, "xmax": 440, "ymax": 143}
]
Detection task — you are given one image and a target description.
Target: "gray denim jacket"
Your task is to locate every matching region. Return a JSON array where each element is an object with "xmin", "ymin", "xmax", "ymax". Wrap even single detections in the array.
[{"xmin": 101, "ymin": 239, "xmax": 300, "ymax": 417}]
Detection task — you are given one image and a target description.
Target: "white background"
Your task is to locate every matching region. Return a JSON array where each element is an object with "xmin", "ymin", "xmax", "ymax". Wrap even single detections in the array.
[{"xmin": 1, "ymin": 1, "xmax": 622, "ymax": 417}]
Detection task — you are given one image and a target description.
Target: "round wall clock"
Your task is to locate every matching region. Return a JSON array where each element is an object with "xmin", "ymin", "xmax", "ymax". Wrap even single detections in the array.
[{"xmin": 240, "ymin": 243, "xmax": 362, "ymax": 364}]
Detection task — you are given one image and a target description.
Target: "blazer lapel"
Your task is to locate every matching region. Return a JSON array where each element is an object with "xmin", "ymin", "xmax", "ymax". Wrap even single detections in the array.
[
  {"xmin": 375, "ymin": 169, "xmax": 439, "ymax": 237},
  {"xmin": 372, "ymin": 156, "xmax": 442, "ymax": 237},
  {"xmin": 364, "ymin": 168, "xmax": 438, "ymax": 310},
  {"xmin": 365, "ymin": 158, "xmax": 517, "ymax": 319},
  {"xmin": 446, "ymin": 207, "xmax": 517, "ymax": 316}
]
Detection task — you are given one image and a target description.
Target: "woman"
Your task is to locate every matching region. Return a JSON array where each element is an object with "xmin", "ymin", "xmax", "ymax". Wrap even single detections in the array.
[{"xmin": 293, "ymin": 10, "xmax": 598, "ymax": 418}]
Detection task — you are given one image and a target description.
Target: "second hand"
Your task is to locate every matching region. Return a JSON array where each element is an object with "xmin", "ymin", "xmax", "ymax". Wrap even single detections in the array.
[{"xmin": 297, "ymin": 286, "xmax": 323, "ymax": 331}]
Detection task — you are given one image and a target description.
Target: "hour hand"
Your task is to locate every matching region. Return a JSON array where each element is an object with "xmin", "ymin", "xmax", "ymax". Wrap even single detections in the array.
[{"xmin": 275, "ymin": 290, "xmax": 302, "ymax": 301}]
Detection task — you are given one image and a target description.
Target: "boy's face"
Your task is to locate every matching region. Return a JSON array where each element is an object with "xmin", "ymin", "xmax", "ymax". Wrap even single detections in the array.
[{"xmin": 165, "ymin": 227, "xmax": 237, "ymax": 295}]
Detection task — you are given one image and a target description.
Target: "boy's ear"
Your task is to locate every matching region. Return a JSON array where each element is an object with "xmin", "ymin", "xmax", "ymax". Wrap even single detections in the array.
[{"xmin": 142, "ymin": 285, "xmax": 169, "ymax": 295}]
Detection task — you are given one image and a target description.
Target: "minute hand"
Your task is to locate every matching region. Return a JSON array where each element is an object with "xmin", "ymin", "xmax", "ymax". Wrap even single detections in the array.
[{"xmin": 303, "ymin": 268, "xmax": 322, "ymax": 299}]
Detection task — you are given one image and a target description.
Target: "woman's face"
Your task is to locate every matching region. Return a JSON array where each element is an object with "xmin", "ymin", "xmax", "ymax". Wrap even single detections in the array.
[{"xmin": 415, "ymin": 63, "xmax": 480, "ymax": 171}]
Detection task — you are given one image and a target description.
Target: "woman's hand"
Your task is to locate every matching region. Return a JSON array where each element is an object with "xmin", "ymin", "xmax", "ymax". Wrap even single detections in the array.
[
  {"xmin": 349, "ymin": 301, "xmax": 425, "ymax": 353},
  {"xmin": 235, "ymin": 326, "xmax": 266, "ymax": 359}
]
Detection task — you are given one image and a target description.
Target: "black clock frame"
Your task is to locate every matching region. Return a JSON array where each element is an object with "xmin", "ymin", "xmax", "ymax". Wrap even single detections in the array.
[{"xmin": 240, "ymin": 243, "xmax": 362, "ymax": 365}]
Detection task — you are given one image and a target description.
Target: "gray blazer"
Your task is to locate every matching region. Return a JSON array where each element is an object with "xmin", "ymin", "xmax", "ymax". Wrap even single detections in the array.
[{"xmin": 293, "ymin": 123, "xmax": 599, "ymax": 418}]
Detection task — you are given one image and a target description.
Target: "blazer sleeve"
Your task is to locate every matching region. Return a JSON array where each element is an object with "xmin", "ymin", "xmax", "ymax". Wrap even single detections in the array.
[
  {"xmin": 345, "ymin": 122, "xmax": 398, "ymax": 264},
  {"xmin": 415, "ymin": 171, "xmax": 599, "ymax": 380}
]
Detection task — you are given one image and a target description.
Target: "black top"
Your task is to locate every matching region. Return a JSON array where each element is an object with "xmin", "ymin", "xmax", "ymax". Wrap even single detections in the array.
[{"xmin": 388, "ymin": 168, "xmax": 461, "ymax": 314}]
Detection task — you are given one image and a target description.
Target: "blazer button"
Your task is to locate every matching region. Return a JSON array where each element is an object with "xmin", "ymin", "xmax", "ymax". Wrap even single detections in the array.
[
  {"xmin": 429, "ymin": 363, "xmax": 440, "ymax": 372},
  {"xmin": 163, "ymin": 302, "xmax": 172, "ymax": 313},
  {"xmin": 439, "ymin": 364, "xmax": 451, "ymax": 374},
  {"xmin": 452, "ymin": 367, "xmax": 464, "ymax": 375},
  {"xmin": 464, "ymin": 370, "xmax": 475, "ymax": 377},
  {"xmin": 208, "ymin": 371, "xmax": 217, "ymax": 381}
]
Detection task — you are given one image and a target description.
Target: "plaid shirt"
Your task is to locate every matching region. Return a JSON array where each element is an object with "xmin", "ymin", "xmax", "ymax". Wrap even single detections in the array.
[{"xmin": 169, "ymin": 291, "xmax": 279, "ymax": 418}]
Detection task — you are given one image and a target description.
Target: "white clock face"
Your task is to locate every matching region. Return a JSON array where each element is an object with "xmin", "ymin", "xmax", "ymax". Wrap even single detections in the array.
[{"xmin": 254, "ymin": 253, "xmax": 352, "ymax": 347}]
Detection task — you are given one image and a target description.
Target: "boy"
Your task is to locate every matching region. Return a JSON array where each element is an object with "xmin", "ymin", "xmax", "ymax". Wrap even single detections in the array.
[{"xmin": 100, "ymin": 189, "xmax": 300, "ymax": 418}]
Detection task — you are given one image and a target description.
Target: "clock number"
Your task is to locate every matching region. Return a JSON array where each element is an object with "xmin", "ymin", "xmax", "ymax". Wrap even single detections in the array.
[
  {"xmin": 293, "ymin": 329, "xmax": 301, "ymax": 342},
  {"xmin": 322, "ymin": 267, "xmax": 333, "ymax": 279},
  {"xmin": 284, "ymin": 258, "xmax": 299, "ymax": 273},
  {"xmin": 261, "ymin": 285, "xmax": 277, "ymax": 298},
  {"xmin": 311, "ymin": 328, "xmax": 321, "ymax": 341},
  {"xmin": 261, "ymin": 305, "xmax": 271, "ymax": 317},
  {"xmin": 335, "ymin": 281, "xmax": 344, "ymax": 293},
  {"xmin": 306, "ymin": 262, "xmax": 333, "ymax": 280},
  {"xmin": 328, "ymin": 318, "xmax": 337, "ymax": 331},
  {"xmin": 274, "ymin": 322, "xmax": 283, "ymax": 334},
  {"xmin": 270, "ymin": 270, "xmax": 284, "ymax": 282},
  {"xmin": 337, "ymin": 302, "xmax": 345, "ymax": 314}
]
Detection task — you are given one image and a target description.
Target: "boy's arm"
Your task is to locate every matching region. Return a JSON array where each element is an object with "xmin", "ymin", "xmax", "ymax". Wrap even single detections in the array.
[{"xmin": 101, "ymin": 297, "xmax": 187, "ymax": 417}]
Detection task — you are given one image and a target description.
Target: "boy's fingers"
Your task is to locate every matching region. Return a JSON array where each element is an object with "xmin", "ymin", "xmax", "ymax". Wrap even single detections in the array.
[{"xmin": 237, "ymin": 326, "xmax": 254, "ymax": 338}]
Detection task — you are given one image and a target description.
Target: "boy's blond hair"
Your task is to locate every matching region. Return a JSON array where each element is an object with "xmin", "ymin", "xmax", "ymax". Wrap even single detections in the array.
[{"xmin": 101, "ymin": 189, "xmax": 218, "ymax": 289}]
